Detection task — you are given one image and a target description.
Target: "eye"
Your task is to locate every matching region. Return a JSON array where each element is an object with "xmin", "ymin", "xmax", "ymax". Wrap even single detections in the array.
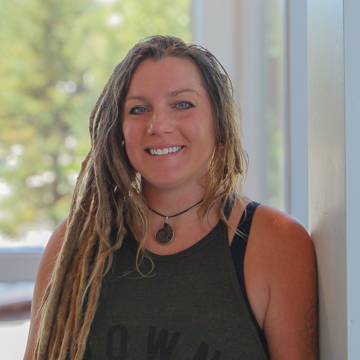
[
  {"xmin": 174, "ymin": 101, "xmax": 194, "ymax": 110},
  {"xmin": 129, "ymin": 105, "xmax": 149, "ymax": 115}
]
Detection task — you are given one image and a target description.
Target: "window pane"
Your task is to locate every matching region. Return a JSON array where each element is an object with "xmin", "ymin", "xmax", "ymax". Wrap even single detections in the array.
[
  {"xmin": 0, "ymin": 0, "xmax": 192, "ymax": 247},
  {"xmin": 239, "ymin": 0, "xmax": 285, "ymax": 210},
  {"xmin": 265, "ymin": 0, "xmax": 285, "ymax": 209}
]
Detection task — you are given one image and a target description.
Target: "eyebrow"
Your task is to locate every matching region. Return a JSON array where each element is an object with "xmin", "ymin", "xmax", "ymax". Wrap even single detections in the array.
[
  {"xmin": 167, "ymin": 88, "xmax": 201, "ymax": 98},
  {"xmin": 125, "ymin": 95, "xmax": 150, "ymax": 103},
  {"xmin": 125, "ymin": 88, "xmax": 201, "ymax": 103}
]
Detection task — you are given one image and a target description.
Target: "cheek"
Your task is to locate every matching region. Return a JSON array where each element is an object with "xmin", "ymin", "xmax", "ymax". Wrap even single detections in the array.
[
  {"xmin": 124, "ymin": 143, "xmax": 141, "ymax": 175},
  {"xmin": 122, "ymin": 121, "xmax": 139, "ymax": 166},
  {"xmin": 122, "ymin": 120, "xmax": 141, "ymax": 150},
  {"xmin": 122, "ymin": 119, "xmax": 131, "ymax": 143},
  {"xmin": 188, "ymin": 113, "xmax": 216, "ymax": 148}
]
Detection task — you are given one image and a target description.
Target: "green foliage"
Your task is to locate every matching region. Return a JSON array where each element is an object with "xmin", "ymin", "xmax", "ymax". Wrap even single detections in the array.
[{"xmin": 0, "ymin": 0, "xmax": 192, "ymax": 239}]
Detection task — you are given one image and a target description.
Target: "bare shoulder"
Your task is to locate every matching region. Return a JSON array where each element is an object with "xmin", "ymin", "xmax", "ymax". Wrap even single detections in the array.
[
  {"xmin": 229, "ymin": 199, "xmax": 315, "ymax": 261},
  {"xmin": 229, "ymin": 198, "xmax": 313, "ymax": 250},
  {"xmin": 249, "ymin": 205, "xmax": 318, "ymax": 359},
  {"xmin": 38, "ymin": 217, "xmax": 68, "ymax": 279},
  {"xmin": 24, "ymin": 217, "xmax": 68, "ymax": 360},
  {"xmin": 252, "ymin": 204, "xmax": 314, "ymax": 255},
  {"xmin": 250, "ymin": 205, "xmax": 317, "ymax": 287}
]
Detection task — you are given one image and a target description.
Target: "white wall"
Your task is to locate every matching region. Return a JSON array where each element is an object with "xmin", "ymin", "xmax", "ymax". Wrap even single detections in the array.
[
  {"xmin": 344, "ymin": 1, "xmax": 360, "ymax": 357},
  {"xmin": 307, "ymin": 0, "xmax": 347, "ymax": 352},
  {"xmin": 308, "ymin": 0, "xmax": 360, "ymax": 358},
  {"xmin": 285, "ymin": 0, "xmax": 308, "ymax": 229}
]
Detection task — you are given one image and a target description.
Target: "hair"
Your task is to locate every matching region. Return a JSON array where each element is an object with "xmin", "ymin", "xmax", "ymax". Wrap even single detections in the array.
[{"xmin": 33, "ymin": 35, "xmax": 248, "ymax": 360}]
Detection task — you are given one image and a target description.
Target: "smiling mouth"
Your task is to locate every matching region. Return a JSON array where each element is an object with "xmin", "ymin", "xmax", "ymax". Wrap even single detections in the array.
[{"xmin": 147, "ymin": 146, "xmax": 183, "ymax": 156}]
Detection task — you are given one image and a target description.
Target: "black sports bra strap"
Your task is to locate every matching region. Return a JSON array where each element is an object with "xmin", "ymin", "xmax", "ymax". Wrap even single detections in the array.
[
  {"xmin": 230, "ymin": 201, "xmax": 260, "ymax": 312},
  {"xmin": 230, "ymin": 201, "xmax": 269, "ymax": 357},
  {"xmin": 236, "ymin": 201, "xmax": 261, "ymax": 239}
]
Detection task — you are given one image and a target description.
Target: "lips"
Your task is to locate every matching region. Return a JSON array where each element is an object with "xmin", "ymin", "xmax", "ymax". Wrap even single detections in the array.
[{"xmin": 147, "ymin": 146, "xmax": 183, "ymax": 155}]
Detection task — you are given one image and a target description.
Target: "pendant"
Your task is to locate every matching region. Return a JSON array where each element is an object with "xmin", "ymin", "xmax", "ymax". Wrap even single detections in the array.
[{"xmin": 155, "ymin": 217, "xmax": 174, "ymax": 244}]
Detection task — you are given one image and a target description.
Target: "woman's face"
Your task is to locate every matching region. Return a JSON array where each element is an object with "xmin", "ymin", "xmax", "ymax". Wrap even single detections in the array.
[{"xmin": 122, "ymin": 56, "xmax": 216, "ymax": 192}]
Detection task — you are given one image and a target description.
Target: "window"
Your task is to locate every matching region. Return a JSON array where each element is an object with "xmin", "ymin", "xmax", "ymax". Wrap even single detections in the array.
[
  {"xmin": 0, "ymin": 0, "xmax": 192, "ymax": 249},
  {"xmin": 0, "ymin": 1, "xmax": 192, "ymax": 357}
]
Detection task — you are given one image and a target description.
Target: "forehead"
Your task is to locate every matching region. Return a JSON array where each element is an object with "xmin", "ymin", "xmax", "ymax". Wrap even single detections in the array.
[{"xmin": 127, "ymin": 56, "xmax": 206, "ymax": 95}]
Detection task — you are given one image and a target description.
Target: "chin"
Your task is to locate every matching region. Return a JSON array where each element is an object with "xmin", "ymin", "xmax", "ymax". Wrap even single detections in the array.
[
  {"xmin": 141, "ymin": 173, "xmax": 187, "ymax": 191},
  {"xmin": 145, "ymin": 178, "xmax": 182, "ymax": 190}
]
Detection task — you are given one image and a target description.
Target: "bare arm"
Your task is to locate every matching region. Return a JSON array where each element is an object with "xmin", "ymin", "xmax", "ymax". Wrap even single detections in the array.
[
  {"xmin": 246, "ymin": 206, "xmax": 318, "ymax": 359},
  {"xmin": 23, "ymin": 217, "xmax": 68, "ymax": 360}
]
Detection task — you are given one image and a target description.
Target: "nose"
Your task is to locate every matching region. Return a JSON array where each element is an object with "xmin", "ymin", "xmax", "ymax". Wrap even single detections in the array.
[{"xmin": 147, "ymin": 109, "xmax": 175, "ymax": 135}]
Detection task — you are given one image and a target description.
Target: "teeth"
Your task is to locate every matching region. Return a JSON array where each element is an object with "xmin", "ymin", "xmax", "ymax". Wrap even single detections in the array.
[{"xmin": 149, "ymin": 146, "xmax": 182, "ymax": 156}]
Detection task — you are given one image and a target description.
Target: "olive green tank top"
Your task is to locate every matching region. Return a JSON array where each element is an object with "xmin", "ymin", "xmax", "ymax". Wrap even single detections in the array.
[{"xmin": 85, "ymin": 203, "xmax": 268, "ymax": 360}]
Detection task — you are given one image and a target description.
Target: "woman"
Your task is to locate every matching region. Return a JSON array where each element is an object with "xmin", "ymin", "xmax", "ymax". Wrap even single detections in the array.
[{"xmin": 24, "ymin": 35, "xmax": 318, "ymax": 360}]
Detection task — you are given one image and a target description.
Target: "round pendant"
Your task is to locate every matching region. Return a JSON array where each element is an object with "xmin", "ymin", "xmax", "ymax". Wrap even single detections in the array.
[{"xmin": 155, "ymin": 222, "xmax": 174, "ymax": 244}]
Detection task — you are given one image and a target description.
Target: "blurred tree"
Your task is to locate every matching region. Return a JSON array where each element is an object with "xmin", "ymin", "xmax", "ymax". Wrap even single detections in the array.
[{"xmin": 0, "ymin": 0, "xmax": 192, "ymax": 239}]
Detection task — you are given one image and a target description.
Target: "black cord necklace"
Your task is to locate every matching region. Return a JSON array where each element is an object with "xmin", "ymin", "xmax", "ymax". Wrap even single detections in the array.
[{"xmin": 147, "ymin": 198, "xmax": 204, "ymax": 245}]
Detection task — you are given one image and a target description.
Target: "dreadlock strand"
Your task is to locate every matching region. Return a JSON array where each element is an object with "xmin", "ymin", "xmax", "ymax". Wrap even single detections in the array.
[
  {"xmin": 35, "ymin": 244, "xmax": 75, "ymax": 358},
  {"xmin": 35, "ymin": 165, "xmax": 98, "ymax": 359},
  {"xmin": 48, "ymin": 283, "xmax": 73, "ymax": 360},
  {"xmin": 73, "ymin": 238, "xmax": 109, "ymax": 360},
  {"xmin": 34, "ymin": 286, "xmax": 52, "ymax": 359},
  {"xmin": 70, "ymin": 240, "xmax": 94, "ymax": 348}
]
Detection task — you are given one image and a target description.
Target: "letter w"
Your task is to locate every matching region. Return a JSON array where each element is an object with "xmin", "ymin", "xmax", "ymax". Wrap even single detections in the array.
[
  {"xmin": 147, "ymin": 327, "xmax": 181, "ymax": 360},
  {"xmin": 192, "ymin": 341, "xmax": 221, "ymax": 360}
]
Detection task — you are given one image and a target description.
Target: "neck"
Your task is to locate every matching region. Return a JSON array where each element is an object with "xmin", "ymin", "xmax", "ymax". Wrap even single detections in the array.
[
  {"xmin": 142, "ymin": 181, "xmax": 207, "ymax": 217},
  {"xmin": 142, "ymin": 188, "xmax": 220, "ymax": 253},
  {"xmin": 140, "ymin": 178, "xmax": 221, "ymax": 249},
  {"xmin": 148, "ymin": 198, "xmax": 204, "ymax": 218}
]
